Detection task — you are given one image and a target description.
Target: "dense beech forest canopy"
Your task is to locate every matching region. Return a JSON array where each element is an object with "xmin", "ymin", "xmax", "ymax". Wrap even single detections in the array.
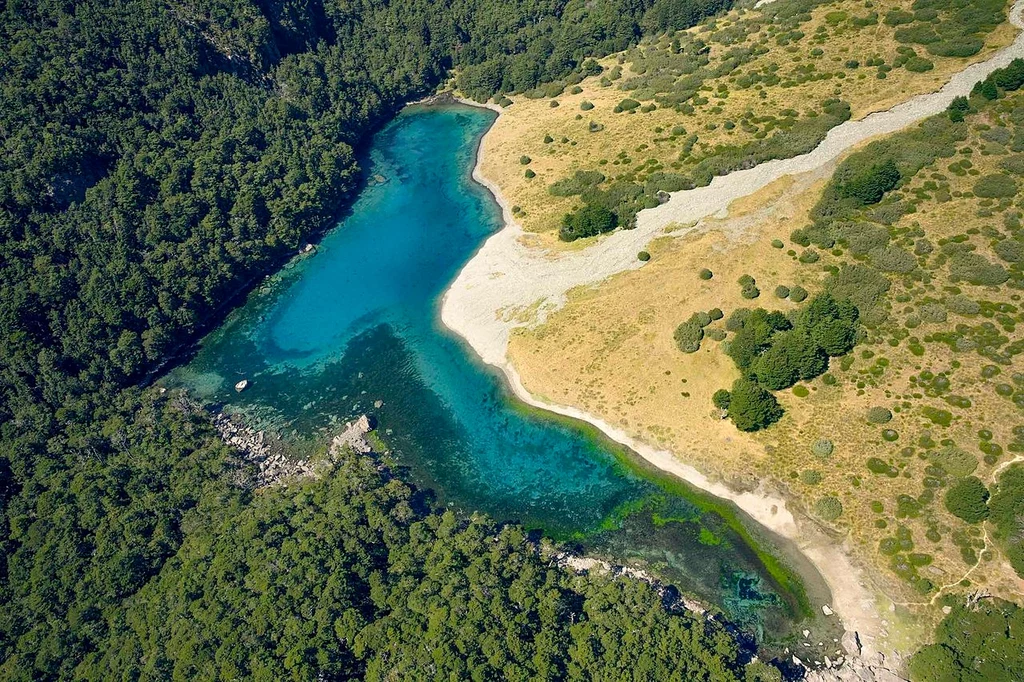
[{"xmin": 0, "ymin": 0, "xmax": 777, "ymax": 679}]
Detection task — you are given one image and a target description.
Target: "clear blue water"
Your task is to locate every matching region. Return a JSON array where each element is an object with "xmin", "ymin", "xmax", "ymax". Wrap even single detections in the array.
[{"xmin": 168, "ymin": 105, "xmax": 827, "ymax": 638}]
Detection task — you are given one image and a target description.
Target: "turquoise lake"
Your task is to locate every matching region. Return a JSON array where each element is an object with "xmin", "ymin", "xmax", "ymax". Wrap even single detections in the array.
[{"xmin": 168, "ymin": 104, "xmax": 829, "ymax": 639}]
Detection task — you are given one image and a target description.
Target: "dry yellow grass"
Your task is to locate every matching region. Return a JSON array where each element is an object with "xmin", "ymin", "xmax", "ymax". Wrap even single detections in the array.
[
  {"xmin": 478, "ymin": 0, "xmax": 1016, "ymax": 241},
  {"xmin": 508, "ymin": 96, "xmax": 1024, "ymax": 629}
]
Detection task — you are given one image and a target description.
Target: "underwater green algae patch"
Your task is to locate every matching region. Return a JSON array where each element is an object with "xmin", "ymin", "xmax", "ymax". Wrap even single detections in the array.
[{"xmin": 506, "ymin": 398, "xmax": 815, "ymax": 619}]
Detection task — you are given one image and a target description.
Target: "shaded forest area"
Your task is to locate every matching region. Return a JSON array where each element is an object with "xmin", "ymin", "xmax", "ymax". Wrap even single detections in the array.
[{"xmin": 0, "ymin": 0, "xmax": 769, "ymax": 679}]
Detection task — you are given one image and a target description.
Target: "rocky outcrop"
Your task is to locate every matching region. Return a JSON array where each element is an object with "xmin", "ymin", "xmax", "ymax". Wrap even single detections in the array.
[
  {"xmin": 214, "ymin": 412, "xmax": 377, "ymax": 488},
  {"xmin": 804, "ymin": 638, "xmax": 907, "ymax": 682}
]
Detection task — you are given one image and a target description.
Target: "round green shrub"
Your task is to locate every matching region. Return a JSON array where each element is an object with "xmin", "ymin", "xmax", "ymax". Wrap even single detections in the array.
[
  {"xmin": 698, "ymin": 268, "xmax": 713, "ymax": 280},
  {"xmin": 815, "ymin": 496, "xmax": 843, "ymax": 521},
  {"xmin": 543, "ymin": 134, "xmax": 554, "ymax": 143},
  {"xmin": 800, "ymin": 469, "xmax": 822, "ymax": 485},
  {"xmin": 789, "ymin": 286, "xmax": 808, "ymax": 303},
  {"xmin": 867, "ymin": 406, "xmax": 892, "ymax": 424},
  {"xmin": 708, "ymin": 308, "xmax": 723, "ymax": 321},
  {"xmin": 613, "ymin": 98, "xmax": 640, "ymax": 113},
  {"xmin": 524, "ymin": 169, "xmax": 536, "ymax": 179},
  {"xmin": 580, "ymin": 101, "xmax": 594, "ymax": 111},
  {"xmin": 813, "ymin": 439, "xmax": 834, "ymax": 458},
  {"xmin": 712, "ymin": 389, "xmax": 731, "ymax": 411},
  {"xmin": 637, "ymin": 251, "xmax": 651, "ymax": 262},
  {"xmin": 793, "ymin": 385, "xmax": 810, "ymax": 397},
  {"xmin": 775, "ymin": 285, "xmax": 791, "ymax": 299},
  {"xmin": 549, "ymin": 100, "xmax": 559, "ymax": 108},
  {"xmin": 882, "ymin": 429, "xmax": 900, "ymax": 442},
  {"xmin": 771, "ymin": 239, "xmax": 785, "ymax": 249},
  {"xmin": 946, "ymin": 295, "xmax": 980, "ymax": 316},
  {"xmin": 519, "ymin": 155, "xmax": 531, "ymax": 165}
]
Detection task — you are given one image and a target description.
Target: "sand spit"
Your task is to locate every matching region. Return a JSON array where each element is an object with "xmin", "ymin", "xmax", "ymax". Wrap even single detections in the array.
[{"xmin": 440, "ymin": 0, "xmax": 1024, "ymax": 667}]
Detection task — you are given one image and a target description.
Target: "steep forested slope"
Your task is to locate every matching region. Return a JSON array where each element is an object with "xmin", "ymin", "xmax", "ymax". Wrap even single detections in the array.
[{"xmin": 0, "ymin": 0, "xmax": 756, "ymax": 679}]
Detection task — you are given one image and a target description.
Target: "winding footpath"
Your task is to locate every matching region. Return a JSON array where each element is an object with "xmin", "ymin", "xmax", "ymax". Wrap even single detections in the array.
[{"xmin": 442, "ymin": 0, "xmax": 1024, "ymax": 665}]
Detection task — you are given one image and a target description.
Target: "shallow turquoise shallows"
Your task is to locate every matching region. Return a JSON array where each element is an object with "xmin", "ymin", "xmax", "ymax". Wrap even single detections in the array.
[{"xmin": 168, "ymin": 104, "xmax": 824, "ymax": 637}]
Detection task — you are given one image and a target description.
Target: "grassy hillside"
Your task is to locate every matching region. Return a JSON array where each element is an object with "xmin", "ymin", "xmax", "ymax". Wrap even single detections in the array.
[
  {"xmin": 509, "ymin": 56, "xmax": 1024, "ymax": 649},
  {"xmin": 478, "ymin": 0, "xmax": 1013, "ymax": 239}
]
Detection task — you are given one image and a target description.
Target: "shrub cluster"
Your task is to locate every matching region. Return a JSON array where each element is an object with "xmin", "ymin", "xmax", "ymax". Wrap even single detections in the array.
[
  {"xmin": 674, "ymin": 310, "xmax": 715, "ymax": 353},
  {"xmin": 713, "ymin": 294, "xmax": 859, "ymax": 431},
  {"xmin": 738, "ymin": 274, "xmax": 760, "ymax": 299},
  {"xmin": 559, "ymin": 204, "xmax": 617, "ymax": 241},
  {"xmin": 910, "ymin": 600, "xmax": 1024, "ymax": 682}
]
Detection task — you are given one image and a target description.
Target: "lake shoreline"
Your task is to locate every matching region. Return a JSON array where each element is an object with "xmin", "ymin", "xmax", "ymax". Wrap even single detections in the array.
[
  {"xmin": 438, "ymin": 3, "xmax": 1024, "ymax": 666},
  {"xmin": 437, "ymin": 96, "xmax": 888, "ymax": 663}
]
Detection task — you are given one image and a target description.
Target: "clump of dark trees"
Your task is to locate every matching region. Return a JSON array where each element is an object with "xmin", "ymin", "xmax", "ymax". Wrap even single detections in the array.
[{"xmin": 713, "ymin": 294, "xmax": 859, "ymax": 431}]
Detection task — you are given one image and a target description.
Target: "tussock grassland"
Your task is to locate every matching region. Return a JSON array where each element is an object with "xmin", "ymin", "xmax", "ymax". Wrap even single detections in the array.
[
  {"xmin": 509, "ymin": 87, "xmax": 1024, "ymax": 637},
  {"xmin": 480, "ymin": 0, "xmax": 1015, "ymax": 240}
]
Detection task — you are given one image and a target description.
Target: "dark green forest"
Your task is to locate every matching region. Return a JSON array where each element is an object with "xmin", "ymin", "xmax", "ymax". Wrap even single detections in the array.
[{"xmin": 0, "ymin": 0, "xmax": 779, "ymax": 678}]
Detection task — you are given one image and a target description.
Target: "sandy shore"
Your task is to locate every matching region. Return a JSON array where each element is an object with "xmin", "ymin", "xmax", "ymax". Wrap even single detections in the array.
[
  {"xmin": 440, "ymin": 0, "xmax": 1024, "ymax": 662},
  {"xmin": 445, "ymin": 97, "xmax": 891, "ymax": 659}
]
